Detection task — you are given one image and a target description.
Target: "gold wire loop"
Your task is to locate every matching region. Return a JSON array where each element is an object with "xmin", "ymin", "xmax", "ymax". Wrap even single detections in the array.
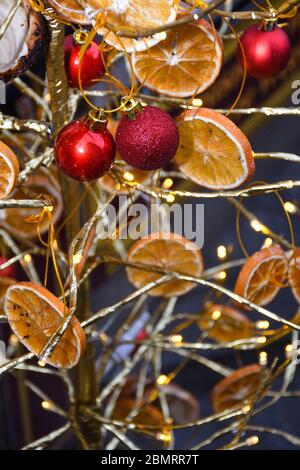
[
  {"xmin": 73, "ymin": 29, "xmax": 89, "ymax": 45},
  {"xmin": 120, "ymin": 96, "xmax": 141, "ymax": 113}
]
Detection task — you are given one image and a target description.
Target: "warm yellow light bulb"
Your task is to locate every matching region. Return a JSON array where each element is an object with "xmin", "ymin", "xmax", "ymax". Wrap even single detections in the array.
[
  {"xmin": 247, "ymin": 435, "xmax": 259, "ymax": 446},
  {"xmin": 262, "ymin": 238, "xmax": 273, "ymax": 248},
  {"xmin": 123, "ymin": 171, "xmax": 134, "ymax": 182},
  {"xmin": 24, "ymin": 254, "xmax": 32, "ymax": 263},
  {"xmin": 170, "ymin": 334, "xmax": 183, "ymax": 345},
  {"xmin": 217, "ymin": 271, "xmax": 227, "ymax": 280},
  {"xmin": 166, "ymin": 194, "xmax": 175, "ymax": 203},
  {"xmin": 41, "ymin": 400, "xmax": 53, "ymax": 410},
  {"xmin": 217, "ymin": 245, "xmax": 227, "ymax": 259},
  {"xmin": 284, "ymin": 201, "xmax": 296, "ymax": 214},
  {"xmin": 259, "ymin": 351, "xmax": 268, "ymax": 366},
  {"xmin": 256, "ymin": 320, "xmax": 270, "ymax": 330},
  {"xmin": 157, "ymin": 374, "xmax": 171, "ymax": 385},
  {"xmin": 162, "ymin": 178, "xmax": 173, "ymax": 189},
  {"xmin": 211, "ymin": 309, "xmax": 221, "ymax": 321},
  {"xmin": 73, "ymin": 253, "xmax": 82, "ymax": 265},
  {"xmin": 156, "ymin": 430, "xmax": 171, "ymax": 443},
  {"xmin": 250, "ymin": 219, "xmax": 262, "ymax": 232}
]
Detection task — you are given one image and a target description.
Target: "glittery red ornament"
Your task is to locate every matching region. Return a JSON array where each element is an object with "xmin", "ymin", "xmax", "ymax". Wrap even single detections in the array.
[
  {"xmin": 54, "ymin": 111, "xmax": 116, "ymax": 181},
  {"xmin": 64, "ymin": 32, "xmax": 105, "ymax": 89},
  {"xmin": 115, "ymin": 100, "xmax": 179, "ymax": 171},
  {"xmin": 237, "ymin": 23, "xmax": 291, "ymax": 79},
  {"xmin": 0, "ymin": 256, "xmax": 15, "ymax": 279}
]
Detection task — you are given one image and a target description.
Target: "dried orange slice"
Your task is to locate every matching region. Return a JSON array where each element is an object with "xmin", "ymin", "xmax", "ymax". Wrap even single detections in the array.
[
  {"xmin": 0, "ymin": 141, "xmax": 19, "ymax": 199},
  {"xmin": 126, "ymin": 232, "xmax": 203, "ymax": 297},
  {"xmin": 112, "ymin": 398, "xmax": 164, "ymax": 427},
  {"xmin": 211, "ymin": 364, "xmax": 263, "ymax": 412},
  {"xmin": 0, "ymin": 277, "xmax": 15, "ymax": 315},
  {"xmin": 0, "ymin": 172, "xmax": 63, "ymax": 239},
  {"xmin": 121, "ymin": 375, "xmax": 200, "ymax": 425},
  {"xmin": 175, "ymin": 108, "xmax": 254, "ymax": 189},
  {"xmin": 132, "ymin": 20, "xmax": 223, "ymax": 98},
  {"xmin": 234, "ymin": 245, "xmax": 288, "ymax": 307},
  {"xmin": 49, "ymin": 0, "xmax": 92, "ymax": 24},
  {"xmin": 288, "ymin": 248, "xmax": 300, "ymax": 303},
  {"xmin": 4, "ymin": 281, "xmax": 86, "ymax": 369},
  {"xmin": 198, "ymin": 304, "xmax": 255, "ymax": 343},
  {"xmin": 94, "ymin": 0, "xmax": 177, "ymax": 53}
]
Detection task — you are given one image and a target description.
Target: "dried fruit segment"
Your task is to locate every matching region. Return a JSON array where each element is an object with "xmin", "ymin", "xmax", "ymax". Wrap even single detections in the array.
[
  {"xmin": 112, "ymin": 398, "xmax": 164, "ymax": 426},
  {"xmin": 234, "ymin": 245, "xmax": 288, "ymax": 306},
  {"xmin": 94, "ymin": 0, "xmax": 177, "ymax": 52},
  {"xmin": 126, "ymin": 232, "xmax": 203, "ymax": 297},
  {"xmin": 0, "ymin": 141, "xmax": 19, "ymax": 199},
  {"xmin": 212, "ymin": 364, "xmax": 263, "ymax": 412},
  {"xmin": 175, "ymin": 108, "xmax": 254, "ymax": 189},
  {"xmin": 288, "ymin": 248, "xmax": 300, "ymax": 303},
  {"xmin": 132, "ymin": 21, "xmax": 223, "ymax": 97},
  {"xmin": 5, "ymin": 282, "xmax": 86, "ymax": 369},
  {"xmin": 49, "ymin": 0, "xmax": 92, "ymax": 24},
  {"xmin": 199, "ymin": 304, "xmax": 255, "ymax": 343}
]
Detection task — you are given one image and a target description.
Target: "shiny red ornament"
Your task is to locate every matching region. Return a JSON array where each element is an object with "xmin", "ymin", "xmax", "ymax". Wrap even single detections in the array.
[
  {"xmin": 64, "ymin": 33, "xmax": 105, "ymax": 89},
  {"xmin": 54, "ymin": 112, "xmax": 116, "ymax": 181},
  {"xmin": 116, "ymin": 99, "xmax": 179, "ymax": 171},
  {"xmin": 0, "ymin": 256, "xmax": 15, "ymax": 279},
  {"xmin": 237, "ymin": 23, "xmax": 291, "ymax": 79}
]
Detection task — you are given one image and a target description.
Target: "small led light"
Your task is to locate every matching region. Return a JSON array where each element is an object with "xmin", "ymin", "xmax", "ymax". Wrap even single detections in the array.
[
  {"xmin": 247, "ymin": 435, "xmax": 259, "ymax": 446},
  {"xmin": 154, "ymin": 32, "xmax": 167, "ymax": 41},
  {"xmin": 52, "ymin": 239, "xmax": 58, "ymax": 250},
  {"xmin": 284, "ymin": 201, "xmax": 296, "ymax": 214},
  {"xmin": 285, "ymin": 344, "xmax": 293, "ymax": 357},
  {"xmin": 38, "ymin": 359, "xmax": 46, "ymax": 367},
  {"xmin": 157, "ymin": 374, "xmax": 171, "ymax": 385},
  {"xmin": 24, "ymin": 254, "xmax": 32, "ymax": 263},
  {"xmin": 41, "ymin": 400, "xmax": 53, "ymax": 410},
  {"xmin": 217, "ymin": 245, "xmax": 227, "ymax": 259},
  {"xmin": 170, "ymin": 334, "xmax": 183, "ymax": 345},
  {"xmin": 259, "ymin": 351, "xmax": 268, "ymax": 366},
  {"xmin": 156, "ymin": 430, "xmax": 171, "ymax": 443},
  {"xmin": 256, "ymin": 320, "xmax": 270, "ymax": 330},
  {"xmin": 262, "ymin": 238, "xmax": 273, "ymax": 248},
  {"xmin": 191, "ymin": 98, "xmax": 203, "ymax": 107},
  {"xmin": 250, "ymin": 219, "xmax": 262, "ymax": 232},
  {"xmin": 211, "ymin": 309, "xmax": 221, "ymax": 321},
  {"xmin": 162, "ymin": 178, "xmax": 174, "ymax": 189},
  {"xmin": 73, "ymin": 253, "xmax": 82, "ymax": 265},
  {"xmin": 242, "ymin": 405, "xmax": 251, "ymax": 414},
  {"xmin": 166, "ymin": 194, "xmax": 175, "ymax": 203},
  {"xmin": 217, "ymin": 271, "xmax": 227, "ymax": 280},
  {"xmin": 257, "ymin": 336, "xmax": 267, "ymax": 344},
  {"xmin": 123, "ymin": 171, "xmax": 134, "ymax": 182}
]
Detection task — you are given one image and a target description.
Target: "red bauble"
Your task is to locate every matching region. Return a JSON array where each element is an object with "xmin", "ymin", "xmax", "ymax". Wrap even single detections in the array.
[
  {"xmin": 237, "ymin": 24, "xmax": 291, "ymax": 79},
  {"xmin": 54, "ymin": 113, "xmax": 116, "ymax": 181},
  {"xmin": 0, "ymin": 256, "xmax": 15, "ymax": 279},
  {"xmin": 116, "ymin": 102, "xmax": 179, "ymax": 171},
  {"xmin": 64, "ymin": 34, "xmax": 105, "ymax": 88}
]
